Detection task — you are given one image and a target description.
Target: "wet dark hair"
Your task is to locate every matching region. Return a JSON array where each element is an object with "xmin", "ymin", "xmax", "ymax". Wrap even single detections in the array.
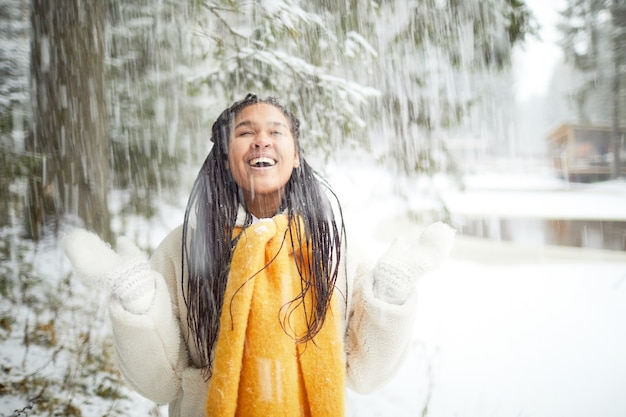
[{"xmin": 182, "ymin": 93, "xmax": 345, "ymax": 378}]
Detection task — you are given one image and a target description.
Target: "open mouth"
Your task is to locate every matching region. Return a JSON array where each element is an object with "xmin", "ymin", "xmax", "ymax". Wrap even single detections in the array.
[{"xmin": 249, "ymin": 157, "xmax": 276, "ymax": 168}]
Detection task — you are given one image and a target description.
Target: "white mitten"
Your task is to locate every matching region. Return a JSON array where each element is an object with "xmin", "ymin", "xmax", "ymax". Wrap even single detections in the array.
[
  {"xmin": 62, "ymin": 229, "xmax": 156, "ymax": 314},
  {"xmin": 373, "ymin": 222, "xmax": 455, "ymax": 304}
]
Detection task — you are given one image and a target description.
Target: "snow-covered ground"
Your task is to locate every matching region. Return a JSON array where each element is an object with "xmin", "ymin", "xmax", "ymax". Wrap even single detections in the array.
[
  {"xmin": 2, "ymin": 158, "xmax": 625, "ymax": 417},
  {"xmin": 349, "ymin": 238, "xmax": 626, "ymax": 417},
  {"xmin": 329, "ymin": 159, "xmax": 626, "ymax": 417}
]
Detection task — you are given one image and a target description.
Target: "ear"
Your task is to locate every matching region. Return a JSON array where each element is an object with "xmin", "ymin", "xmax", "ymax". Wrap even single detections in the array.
[{"xmin": 293, "ymin": 154, "xmax": 300, "ymax": 169}]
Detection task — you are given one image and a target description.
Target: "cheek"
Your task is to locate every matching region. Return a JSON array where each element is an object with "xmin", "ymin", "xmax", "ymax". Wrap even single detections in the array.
[
  {"xmin": 227, "ymin": 144, "xmax": 243, "ymax": 170},
  {"xmin": 226, "ymin": 154, "xmax": 245, "ymax": 186}
]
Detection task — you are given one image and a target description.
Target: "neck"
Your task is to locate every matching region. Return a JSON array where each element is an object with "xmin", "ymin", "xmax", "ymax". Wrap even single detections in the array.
[{"xmin": 244, "ymin": 192, "xmax": 283, "ymax": 219}]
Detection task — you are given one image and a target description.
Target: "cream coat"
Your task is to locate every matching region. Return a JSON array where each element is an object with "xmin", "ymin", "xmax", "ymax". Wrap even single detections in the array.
[{"xmin": 108, "ymin": 217, "xmax": 418, "ymax": 417}]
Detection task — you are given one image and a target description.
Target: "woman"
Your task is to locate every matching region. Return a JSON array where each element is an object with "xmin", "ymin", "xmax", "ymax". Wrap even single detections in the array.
[{"xmin": 63, "ymin": 94, "xmax": 454, "ymax": 417}]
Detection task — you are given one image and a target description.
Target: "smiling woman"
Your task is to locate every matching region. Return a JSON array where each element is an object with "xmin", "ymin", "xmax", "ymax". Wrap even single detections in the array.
[
  {"xmin": 228, "ymin": 102, "xmax": 300, "ymax": 218},
  {"xmin": 62, "ymin": 93, "xmax": 456, "ymax": 417}
]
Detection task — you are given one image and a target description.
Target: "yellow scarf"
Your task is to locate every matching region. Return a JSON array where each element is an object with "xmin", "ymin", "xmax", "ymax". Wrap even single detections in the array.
[{"xmin": 205, "ymin": 215, "xmax": 345, "ymax": 417}]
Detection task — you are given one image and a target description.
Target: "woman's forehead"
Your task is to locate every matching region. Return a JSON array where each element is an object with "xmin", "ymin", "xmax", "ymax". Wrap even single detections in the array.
[{"xmin": 234, "ymin": 103, "xmax": 289, "ymax": 124}]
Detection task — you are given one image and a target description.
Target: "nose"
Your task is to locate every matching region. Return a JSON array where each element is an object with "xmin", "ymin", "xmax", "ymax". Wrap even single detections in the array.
[{"xmin": 253, "ymin": 131, "xmax": 271, "ymax": 148}]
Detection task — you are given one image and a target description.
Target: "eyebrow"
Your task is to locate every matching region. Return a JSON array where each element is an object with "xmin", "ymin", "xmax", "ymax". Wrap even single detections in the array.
[{"xmin": 234, "ymin": 120, "xmax": 289, "ymax": 130}]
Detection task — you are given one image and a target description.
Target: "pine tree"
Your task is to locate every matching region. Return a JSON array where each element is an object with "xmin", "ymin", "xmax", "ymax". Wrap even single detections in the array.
[
  {"xmin": 559, "ymin": 0, "xmax": 626, "ymax": 178},
  {"xmin": 28, "ymin": 0, "xmax": 111, "ymax": 241}
]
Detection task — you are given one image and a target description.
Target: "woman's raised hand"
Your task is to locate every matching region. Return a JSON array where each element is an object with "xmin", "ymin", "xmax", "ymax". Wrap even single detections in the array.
[
  {"xmin": 62, "ymin": 229, "xmax": 156, "ymax": 314},
  {"xmin": 373, "ymin": 222, "xmax": 455, "ymax": 304}
]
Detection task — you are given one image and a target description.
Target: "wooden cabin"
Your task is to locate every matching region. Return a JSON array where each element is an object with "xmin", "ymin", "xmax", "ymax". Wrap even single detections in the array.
[{"xmin": 547, "ymin": 123, "xmax": 626, "ymax": 182}]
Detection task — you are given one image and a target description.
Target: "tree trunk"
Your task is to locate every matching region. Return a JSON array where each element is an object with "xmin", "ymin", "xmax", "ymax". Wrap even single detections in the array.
[
  {"xmin": 29, "ymin": 0, "xmax": 111, "ymax": 241},
  {"xmin": 611, "ymin": 54, "xmax": 622, "ymax": 179},
  {"xmin": 611, "ymin": 0, "xmax": 624, "ymax": 179}
]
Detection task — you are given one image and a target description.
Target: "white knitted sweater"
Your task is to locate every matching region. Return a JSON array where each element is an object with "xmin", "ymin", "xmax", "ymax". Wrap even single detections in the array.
[{"xmin": 107, "ymin": 222, "xmax": 418, "ymax": 417}]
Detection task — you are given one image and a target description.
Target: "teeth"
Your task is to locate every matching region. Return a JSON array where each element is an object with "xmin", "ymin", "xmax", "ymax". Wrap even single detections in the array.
[{"xmin": 249, "ymin": 157, "xmax": 275, "ymax": 167}]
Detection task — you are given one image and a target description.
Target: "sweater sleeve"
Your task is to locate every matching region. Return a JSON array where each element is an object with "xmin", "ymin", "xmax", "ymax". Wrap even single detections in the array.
[
  {"xmin": 108, "ymin": 227, "xmax": 188, "ymax": 405},
  {"xmin": 344, "ymin": 248, "xmax": 418, "ymax": 394}
]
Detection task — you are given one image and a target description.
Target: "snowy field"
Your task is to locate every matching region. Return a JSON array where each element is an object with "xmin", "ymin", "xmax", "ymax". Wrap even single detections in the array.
[
  {"xmin": 349, "ymin": 238, "xmax": 626, "ymax": 417},
  {"xmin": 2, "ymin": 158, "xmax": 625, "ymax": 417},
  {"xmin": 330, "ymin": 159, "xmax": 626, "ymax": 417}
]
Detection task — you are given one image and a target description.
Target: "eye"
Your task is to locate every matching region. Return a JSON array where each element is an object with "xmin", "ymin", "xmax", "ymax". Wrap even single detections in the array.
[
  {"xmin": 237, "ymin": 130, "xmax": 254, "ymax": 137},
  {"xmin": 271, "ymin": 130, "xmax": 284, "ymax": 136}
]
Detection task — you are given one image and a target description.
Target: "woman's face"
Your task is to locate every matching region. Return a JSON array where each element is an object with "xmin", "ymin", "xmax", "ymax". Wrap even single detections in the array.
[{"xmin": 228, "ymin": 103, "xmax": 300, "ymax": 218}]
